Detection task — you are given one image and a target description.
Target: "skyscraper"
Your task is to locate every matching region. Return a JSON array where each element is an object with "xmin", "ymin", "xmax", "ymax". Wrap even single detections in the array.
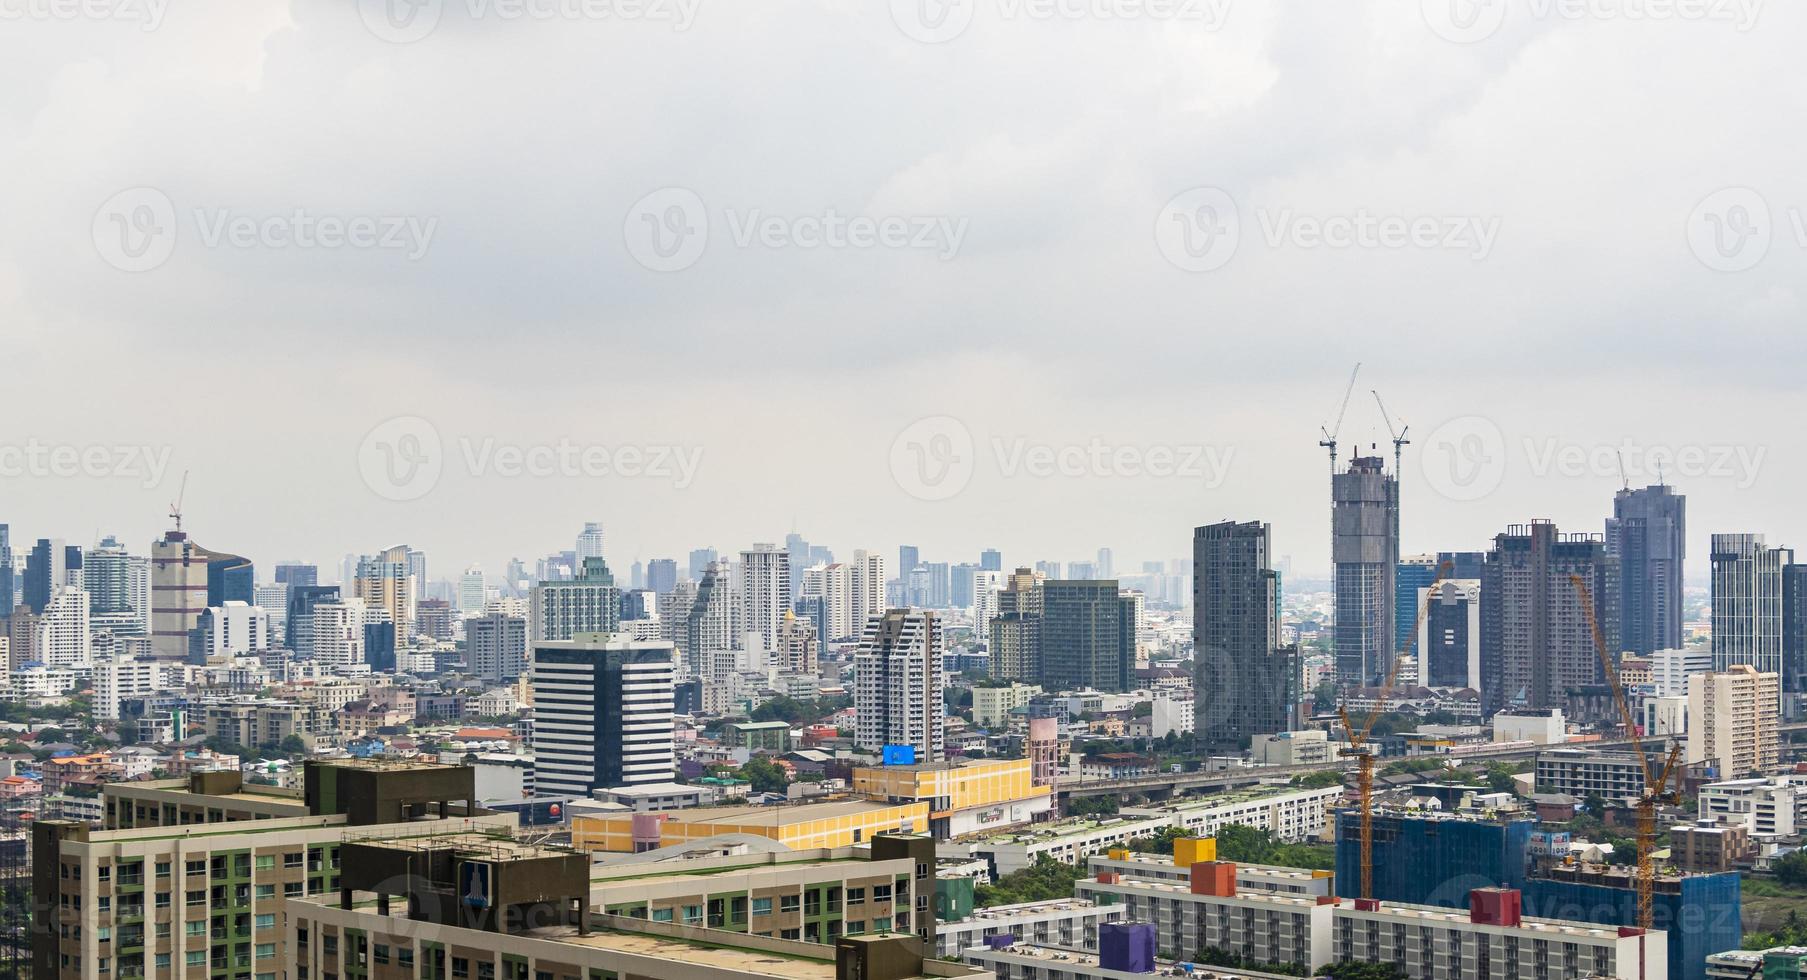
[
  {"xmin": 1192, "ymin": 521, "xmax": 1296, "ymax": 748},
  {"xmin": 851, "ymin": 550, "xmax": 886, "ymax": 623},
  {"xmin": 1418, "ymin": 579, "xmax": 1482, "ymax": 690},
  {"xmin": 853, "ymin": 609, "xmax": 944, "ymax": 760},
  {"xmin": 458, "ymin": 564, "xmax": 487, "ymax": 613},
  {"xmin": 84, "ymin": 536, "xmax": 148, "ymax": 636},
  {"xmin": 273, "ymin": 562, "xmax": 318, "ymax": 589},
  {"xmin": 1784, "ymin": 563, "xmax": 1807, "ymax": 716},
  {"xmin": 738, "ymin": 543, "xmax": 792, "ymax": 654},
  {"xmin": 980, "ymin": 548, "xmax": 1002, "ymax": 572},
  {"xmin": 0, "ymin": 524, "xmax": 12, "ymax": 611},
  {"xmin": 1395, "ymin": 554, "xmax": 1440, "ymax": 660},
  {"xmin": 1687, "ymin": 665, "xmax": 1780, "ymax": 778},
  {"xmin": 531, "ymin": 635, "xmax": 676, "ymax": 794},
  {"xmin": 576, "ymin": 522, "xmax": 606, "ymax": 562},
  {"xmin": 352, "ymin": 545, "xmax": 416, "ymax": 639},
  {"xmin": 1096, "ymin": 547, "xmax": 1114, "ymax": 580},
  {"xmin": 1479, "ymin": 521, "xmax": 1614, "ymax": 715},
  {"xmin": 778, "ymin": 609, "xmax": 819, "ymax": 674},
  {"xmin": 686, "ymin": 562, "xmax": 737, "ymax": 687},
  {"xmin": 1710, "ymin": 533, "xmax": 1791, "ymax": 692},
  {"xmin": 151, "ymin": 528, "xmax": 250, "ymax": 659},
  {"xmin": 989, "ymin": 567, "xmax": 1043, "ymax": 683},
  {"xmin": 37, "ymin": 586, "xmax": 91, "ymax": 668},
  {"xmin": 530, "ymin": 556, "xmax": 621, "ymax": 643},
  {"xmin": 1333, "ymin": 455, "xmax": 1399, "ymax": 687},
  {"xmin": 646, "ymin": 558, "xmax": 678, "ymax": 595},
  {"xmin": 285, "ymin": 584, "xmax": 341, "ymax": 655},
  {"xmin": 898, "ymin": 545, "xmax": 920, "ymax": 583},
  {"xmin": 23, "ymin": 538, "xmax": 69, "ymax": 614},
  {"xmin": 1606, "ymin": 484, "xmax": 1686, "ymax": 656},
  {"xmin": 687, "ymin": 548, "xmax": 717, "ymax": 583},
  {"xmin": 1039, "ymin": 580, "xmax": 1137, "ymax": 693}
]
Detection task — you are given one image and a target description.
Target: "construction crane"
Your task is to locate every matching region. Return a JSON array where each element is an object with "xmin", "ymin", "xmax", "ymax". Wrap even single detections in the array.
[
  {"xmin": 1371, "ymin": 390, "xmax": 1410, "ymax": 480},
  {"xmin": 168, "ymin": 470, "xmax": 189, "ymax": 533},
  {"xmin": 1337, "ymin": 559, "xmax": 1452, "ymax": 900},
  {"xmin": 1570, "ymin": 573, "xmax": 1684, "ymax": 933},
  {"xmin": 1318, "ymin": 363, "xmax": 1362, "ymax": 474}
]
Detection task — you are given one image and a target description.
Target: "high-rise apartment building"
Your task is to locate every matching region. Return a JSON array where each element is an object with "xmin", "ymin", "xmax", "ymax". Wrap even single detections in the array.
[
  {"xmin": 284, "ymin": 584, "xmax": 341, "ymax": 656},
  {"xmin": 1479, "ymin": 521, "xmax": 1614, "ymax": 716},
  {"xmin": 739, "ymin": 543, "xmax": 791, "ymax": 654},
  {"xmin": 1039, "ymin": 580, "xmax": 1137, "ymax": 693},
  {"xmin": 1333, "ymin": 456, "xmax": 1399, "ymax": 687},
  {"xmin": 529, "ymin": 556, "xmax": 621, "ymax": 643},
  {"xmin": 854, "ymin": 609, "xmax": 945, "ymax": 761},
  {"xmin": 311, "ymin": 597, "xmax": 367, "ymax": 673},
  {"xmin": 85, "ymin": 536, "xmax": 149, "ymax": 636},
  {"xmin": 531, "ymin": 635, "xmax": 676, "ymax": 794},
  {"xmin": 575, "ymin": 521, "xmax": 606, "ymax": 561},
  {"xmin": 351, "ymin": 544, "xmax": 416, "ymax": 640},
  {"xmin": 25, "ymin": 537, "xmax": 80, "ymax": 613},
  {"xmin": 1193, "ymin": 521, "xmax": 1296, "ymax": 747},
  {"xmin": 989, "ymin": 567, "xmax": 1043, "ymax": 683},
  {"xmin": 468, "ymin": 612, "xmax": 529, "ymax": 683},
  {"xmin": 686, "ymin": 562, "xmax": 738, "ymax": 685},
  {"xmin": 852, "ymin": 549, "xmax": 886, "ymax": 623},
  {"xmin": 1606, "ymin": 484, "xmax": 1686, "ymax": 656},
  {"xmin": 196, "ymin": 601, "xmax": 270, "ymax": 658},
  {"xmin": 1711, "ymin": 533, "xmax": 1791, "ymax": 702},
  {"xmin": 1786, "ymin": 563, "xmax": 1807, "ymax": 714},
  {"xmin": 777, "ymin": 609, "xmax": 819, "ymax": 673},
  {"xmin": 1418, "ymin": 579, "xmax": 1482, "ymax": 690},
  {"xmin": 38, "ymin": 586, "xmax": 92, "ymax": 668},
  {"xmin": 1687, "ymin": 665, "xmax": 1780, "ymax": 779},
  {"xmin": 0, "ymin": 523, "xmax": 11, "ymax": 611}
]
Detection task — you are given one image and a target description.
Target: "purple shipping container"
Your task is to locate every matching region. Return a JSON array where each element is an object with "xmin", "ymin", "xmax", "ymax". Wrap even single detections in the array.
[
  {"xmin": 1098, "ymin": 922, "xmax": 1156, "ymax": 973},
  {"xmin": 985, "ymin": 935, "xmax": 1016, "ymax": 950}
]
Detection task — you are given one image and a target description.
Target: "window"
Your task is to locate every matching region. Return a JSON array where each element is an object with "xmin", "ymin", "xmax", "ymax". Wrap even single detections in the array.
[
  {"xmin": 156, "ymin": 862, "xmax": 171, "ymax": 879},
  {"xmin": 255, "ymin": 885, "xmax": 275, "ymax": 901},
  {"xmin": 751, "ymin": 898, "xmax": 773, "ymax": 917},
  {"xmin": 651, "ymin": 909, "xmax": 673, "ymax": 923},
  {"xmin": 155, "ymin": 893, "xmax": 171, "ymax": 910},
  {"xmin": 255, "ymin": 914, "xmax": 275, "ymax": 931},
  {"xmin": 284, "ymin": 853, "xmax": 303, "ymax": 869},
  {"xmin": 284, "ymin": 882, "xmax": 303, "ymax": 897},
  {"xmin": 374, "ymin": 945, "xmax": 389, "ymax": 965},
  {"xmin": 185, "ymin": 891, "xmax": 205, "ymax": 908},
  {"xmin": 186, "ymin": 922, "xmax": 205, "ymax": 938},
  {"xmin": 155, "ymin": 954, "xmax": 171, "ymax": 970},
  {"xmin": 256, "ymin": 944, "xmax": 276, "ymax": 960},
  {"xmin": 846, "ymin": 888, "xmax": 865, "ymax": 907},
  {"xmin": 780, "ymin": 895, "xmax": 800, "ymax": 914},
  {"xmin": 452, "ymin": 956, "xmax": 470, "ymax": 978},
  {"xmin": 398, "ymin": 948, "xmax": 414, "ymax": 968},
  {"xmin": 255, "ymin": 855, "xmax": 275, "ymax": 871},
  {"xmin": 185, "ymin": 860, "xmax": 206, "ymax": 877},
  {"xmin": 871, "ymin": 917, "xmax": 891, "ymax": 933},
  {"xmin": 186, "ymin": 951, "xmax": 206, "ymax": 968},
  {"xmin": 681, "ymin": 906, "xmax": 702, "ymax": 925},
  {"xmin": 873, "ymin": 884, "xmax": 892, "ymax": 903}
]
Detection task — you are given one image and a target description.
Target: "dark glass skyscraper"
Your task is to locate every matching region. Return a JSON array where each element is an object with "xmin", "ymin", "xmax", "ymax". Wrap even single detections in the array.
[
  {"xmin": 1193, "ymin": 520, "xmax": 1296, "ymax": 749},
  {"xmin": 1480, "ymin": 521, "xmax": 1615, "ymax": 715},
  {"xmin": 1039, "ymin": 580, "xmax": 1136, "ymax": 693},
  {"xmin": 646, "ymin": 558, "xmax": 677, "ymax": 595},
  {"xmin": 0, "ymin": 524, "xmax": 11, "ymax": 611},
  {"xmin": 274, "ymin": 563, "xmax": 319, "ymax": 589},
  {"xmin": 1606, "ymin": 484, "xmax": 1685, "ymax": 656}
]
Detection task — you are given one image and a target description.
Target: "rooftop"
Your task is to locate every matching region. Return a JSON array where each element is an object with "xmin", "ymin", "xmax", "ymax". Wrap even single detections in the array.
[
  {"xmin": 601, "ymin": 798, "xmax": 921, "ymax": 825},
  {"xmin": 530, "ymin": 927, "xmax": 836, "ymax": 980}
]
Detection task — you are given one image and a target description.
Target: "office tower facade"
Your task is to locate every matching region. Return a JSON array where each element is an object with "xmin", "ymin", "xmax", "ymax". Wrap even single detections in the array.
[
  {"xmin": 285, "ymin": 584, "xmax": 341, "ymax": 656},
  {"xmin": 1786, "ymin": 564, "xmax": 1807, "ymax": 714},
  {"xmin": 364, "ymin": 619, "xmax": 397, "ymax": 672},
  {"xmin": 1418, "ymin": 579, "xmax": 1482, "ymax": 689},
  {"xmin": 898, "ymin": 545, "xmax": 920, "ymax": 584},
  {"xmin": 1479, "ymin": 521, "xmax": 1614, "ymax": 715},
  {"xmin": 1193, "ymin": 521, "xmax": 1296, "ymax": 748},
  {"xmin": 23, "ymin": 537, "xmax": 72, "ymax": 613},
  {"xmin": 312, "ymin": 597, "xmax": 367, "ymax": 672},
  {"xmin": 1606, "ymin": 484, "xmax": 1686, "ymax": 656},
  {"xmin": 197, "ymin": 601, "xmax": 270, "ymax": 658},
  {"xmin": 352, "ymin": 544, "xmax": 417, "ymax": 639},
  {"xmin": 274, "ymin": 562, "xmax": 318, "ymax": 588},
  {"xmin": 150, "ymin": 529, "xmax": 250, "ymax": 659},
  {"xmin": 1039, "ymin": 580, "xmax": 1137, "ymax": 693},
  {"xmin": 989, "ymin": 567, "xmax": 1043, "ymax": 683},
  {"xmin": 738, "ymin": 543, "xmax": 791, "ymax": 653},
  {"xmin": 532, "ymin": 636, "xmax": 676, "ymax": 793},
  {"xmin": 646, "ymin": 558, "xmax": 677, "ymax": 595},
  {"xmin": 1710, "ymin": 533, "xmax": 1791, "ymax": 692},
  {"xmin": 1687, "ymin": 665, "xmax": 1781, "ymax": 779},
  {"xmin": 37, "ymin": 586, "xmax": 92, "ymax": 668},
  {"xmin": 457, "ymin": 564, "xmax": 487, "ymax": 612},
  {"xmin": 85, "ymin": 536, "xmax": 149, "ymax": 636},
  {"xmin": 469, "ymin": 612, "xmax": 530, "ymax": 683},
  {"xmin": 576, "ymin": 521, "xmax": 606, "ymax": 561},
  {"xmin": 686, "ymin": 562, "xmax": 737, "ymax": 684},
  {"xmin": 529, "ymin": 556, "xmax": 621, "ymax": 643},
  {"xmin": 629, "ymin": 559, "xmax": 644, "ymax": 590},
  {"xmin": 854, "ymin": 609, "xmax": 945, "ymax": 760},
  {"xmin": 0, "ymin": 524, "xmax": 10, "ymax": 611},
  {"xmin": 980, "ymin": 548, "xmax": 1002, "ymax": 572},
  {"xmin": 951, "ymin": 562, "xmax": 978, "ymax": 609},
  {"xmin": 1395, "ymin": 554, "xmax": 1440, "ymax": 659},
  {"xmin": 687, "ymin": 548, "xmax": 717, "ymax": 582},
  {"xmin": 1333, "ymin": 456, "xmax": 1399, "ymax": 687},
  {"xmin": 1437, "ymin": 551, "xmax": 1487, "ymax": 580}
]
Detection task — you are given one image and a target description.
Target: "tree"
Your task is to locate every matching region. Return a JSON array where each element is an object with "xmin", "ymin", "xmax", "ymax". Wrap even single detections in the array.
[
  {"xmin": 1295, "ymin": 770, "xmax": 1345, "ymax": 790},
  {"xmin": 279, "ymin": 735, "xmax": 308, "ymax": 755},
  {"xmin": 1066, "ymin": 795, "xmax": 1119, "ymax": 818},
  {"xmin": 1129, "ymin": 826, "xmax": 1189, "ymax": 855},
  {"xmin": 736, "ymin": 757, "xmax": 790, "ymax": 794},
  {"xmin": 1773, "ymin": 851, "xmax": 1807, "ymax": 889},
  {"xmin": 974, "ymin": 857, "xmax": 1085, "ymax": 907}
]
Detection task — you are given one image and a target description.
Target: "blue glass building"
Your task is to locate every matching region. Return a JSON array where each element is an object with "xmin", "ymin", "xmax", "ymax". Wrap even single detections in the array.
[
  {"xmin": 1524, "ymin": 868, "xmax": 1740, "ymax": 980},
  {"xmin": 1335, "ymin": 810, "xmax": 1533, "ymax": 908}
]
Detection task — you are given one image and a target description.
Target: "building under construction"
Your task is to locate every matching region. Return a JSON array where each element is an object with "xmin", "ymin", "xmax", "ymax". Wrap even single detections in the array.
[{"xmin": 1333, "ymin": 455, "xmax": 1400, "ymax": 688}]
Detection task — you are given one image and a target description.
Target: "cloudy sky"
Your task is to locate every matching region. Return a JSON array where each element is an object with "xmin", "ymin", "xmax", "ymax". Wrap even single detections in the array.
[{"xmin": 1, "ymin": 0, "xmax": 1801, "ymax": 583}]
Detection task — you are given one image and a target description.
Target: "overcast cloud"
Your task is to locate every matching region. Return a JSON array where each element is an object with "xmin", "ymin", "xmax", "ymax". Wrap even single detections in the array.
[{"xmin": 0, "ymin": 0, "xmax": 1801, "ymax": 581}]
